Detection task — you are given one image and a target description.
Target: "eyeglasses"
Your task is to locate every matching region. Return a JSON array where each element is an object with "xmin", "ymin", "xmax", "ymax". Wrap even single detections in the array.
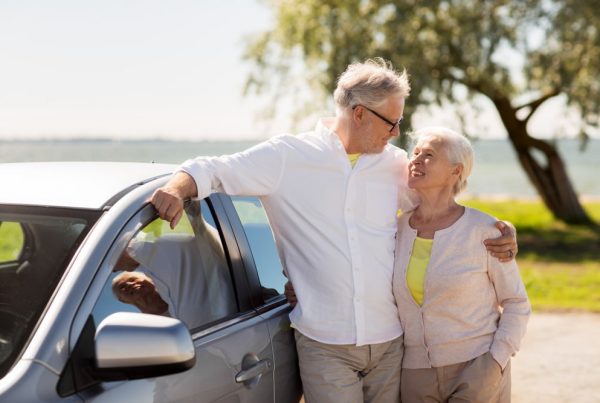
[{"xmin": 352, "ymin": 105, "xmax": 403, "ymax": 133}]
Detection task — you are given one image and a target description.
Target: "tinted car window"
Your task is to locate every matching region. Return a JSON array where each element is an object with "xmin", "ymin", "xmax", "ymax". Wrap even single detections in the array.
[
  {"xmin": 0, "ymin": 222, "xmax": 24, "ymax": 263},
  {"xmin": 92, "ymin": 200, "xmax": 238, "ymax": 331},
  {"xmin": 0, "ymin": 207, "xmax": 97, "ymax": 379},
  {"xmin": 231, "ymin": 197, "xmax": 286, "ymax": 298}
]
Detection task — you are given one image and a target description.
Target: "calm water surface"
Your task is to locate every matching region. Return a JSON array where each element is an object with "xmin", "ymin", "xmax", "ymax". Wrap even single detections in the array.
[{"xmin": 0, "ymin": 138, "xmax": 597, "ymax": 198}]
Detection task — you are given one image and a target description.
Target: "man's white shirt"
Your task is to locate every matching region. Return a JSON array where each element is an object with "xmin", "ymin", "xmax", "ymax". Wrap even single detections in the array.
[
  {"xmin": 128, "ymin": 233, "xmax": 237, "ymax": 330},
  {"xmin": 180, "ymin": 119, "xmax": 414, "ymax": 345}
]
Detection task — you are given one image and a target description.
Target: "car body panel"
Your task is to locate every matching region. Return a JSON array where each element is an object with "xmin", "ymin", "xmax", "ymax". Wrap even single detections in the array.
[
  {"xmin": 0, "ymin": 162, "xmax": 301, "ymax": 402},
  {"xmin": 80, "ymin": 314, "xmax": 275, "ymax": 403},
  {"xmin": 260, "ymin": 305, "xmax": 303, "ymax": 403},
  {"xmin": 19, "ymin": 178, "xmax": 169, "ymax": 373},
  {"xmin": 0, "ymin": 360, "xmax": 81, "ymax": 402},
  {"xmin": 0, "ymin": 162, "xmax": 173, "ymax": 209}
]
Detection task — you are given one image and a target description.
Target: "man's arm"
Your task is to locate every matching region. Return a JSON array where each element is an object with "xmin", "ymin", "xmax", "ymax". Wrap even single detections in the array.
[
  {"xmin": 152, "ymin": 138, "xmax": 286, "ymax": 229},
  {"xmin": 151, "ymin": 171, "xmax": 198, "ymax": 229},
  {"xmin": 484, "ymin": 220, "xmax": 518, "ymax": 263},
  {"xmin": 113, "ymin": 249, "xmax": 141, "ymax": 272}
]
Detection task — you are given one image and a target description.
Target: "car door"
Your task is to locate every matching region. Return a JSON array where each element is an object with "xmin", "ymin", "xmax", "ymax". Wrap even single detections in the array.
[
  {"xmin": 67, "ymin": 195, "xmax": 277, "ymax": 402},
  {"xmin": 224, "ymin": 195, "xmax": 302, "ymax": 402}
]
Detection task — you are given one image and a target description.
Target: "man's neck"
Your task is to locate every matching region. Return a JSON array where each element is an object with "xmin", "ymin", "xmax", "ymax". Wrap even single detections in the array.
[{"xmin": 329, "ymin": 117, "xmax": 361, "ymax": 154}]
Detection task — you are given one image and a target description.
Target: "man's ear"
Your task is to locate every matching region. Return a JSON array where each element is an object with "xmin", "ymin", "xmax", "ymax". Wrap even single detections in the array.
[{"xmin": 352, "ymin": 105, "xmax": 365, "ymax": 124}]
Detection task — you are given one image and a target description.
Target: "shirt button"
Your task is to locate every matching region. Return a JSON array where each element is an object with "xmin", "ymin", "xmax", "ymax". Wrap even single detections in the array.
[{"xmin": 354, "ymin": 266, "xmax": 359, "ymax": 272}]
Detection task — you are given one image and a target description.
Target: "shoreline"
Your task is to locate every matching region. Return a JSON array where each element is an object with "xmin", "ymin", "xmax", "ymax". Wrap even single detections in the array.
[{"xmin": 458, "ymin": 194, "xmax": 600, "ymax": 202}]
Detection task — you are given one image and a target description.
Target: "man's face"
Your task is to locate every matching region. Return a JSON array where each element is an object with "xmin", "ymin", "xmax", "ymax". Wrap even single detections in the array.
[
  {"xmin": 114, "ymin": 272, "xmax": 157, "ymax": 304},
  {"xmin": 355, "ymin": 96, "xmax": 405, "ymax": 154}
]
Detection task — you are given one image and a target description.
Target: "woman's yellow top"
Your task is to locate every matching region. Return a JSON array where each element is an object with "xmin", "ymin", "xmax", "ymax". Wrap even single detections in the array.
[{"xmin": 406, "ymin": 237, "xmax": 433, "ymax": 305}]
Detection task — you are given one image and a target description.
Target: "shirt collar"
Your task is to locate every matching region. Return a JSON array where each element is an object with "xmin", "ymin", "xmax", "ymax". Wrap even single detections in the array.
[{"xmin": 315, "ymin": 118, "xmax": 347, "ymax": 152}]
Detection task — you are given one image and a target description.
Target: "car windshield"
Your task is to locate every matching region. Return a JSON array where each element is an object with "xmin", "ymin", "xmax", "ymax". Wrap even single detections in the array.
[{"xmin": 0, "ymin": 206, "xmax": 99, "ymax": 379}]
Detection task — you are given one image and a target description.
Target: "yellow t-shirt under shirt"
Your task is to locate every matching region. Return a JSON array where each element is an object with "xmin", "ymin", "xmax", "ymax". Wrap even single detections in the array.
[
  {"xmin": 348, "ymin": 153, "xmax": 361, "ymax": 167},
  {"xmin": 406, "ymin": 237, "xmax": 433, "ymax": 305}
]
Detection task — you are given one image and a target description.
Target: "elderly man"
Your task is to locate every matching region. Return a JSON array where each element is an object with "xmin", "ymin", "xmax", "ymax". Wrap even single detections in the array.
[
  {"xmin": 151, "ymin": 58, "xmax": 516, "ymax": 403},
  {"xmin": 112, "ymin": 271, "xmax": 168, "ymax": 315},
  {"xmin": 112, "ymin": 225, "xmax": 237, "ymax": 330}
]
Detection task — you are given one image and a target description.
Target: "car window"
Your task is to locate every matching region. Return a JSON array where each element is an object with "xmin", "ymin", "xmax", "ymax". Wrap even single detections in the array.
[
  {"xmin": 91, "ymin": 200, "xmax": 238, "ymax": 332},
  {"xmin": 0, "ymin": 222, "xmax": 24, "ymax": 263},
  {"xmin": 0, "ymin": 208, "xmax": 96, "ymax": 380},
  {"xmin": 231, "ymin": 197, "xmax": 286, "ymax": 299}
]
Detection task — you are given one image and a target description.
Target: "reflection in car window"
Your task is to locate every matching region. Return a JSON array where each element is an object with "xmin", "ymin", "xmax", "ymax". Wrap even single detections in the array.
[
  {"xmin": 93, "ymin": 200, "xmax": 238, "ymax": 331},
  {"xmin": 0, "ymin": 222, "xmax": 24, "ymax": 263},
  {"xmin": 0, "ymin": 209, "xmax": 96, "ymax": 380},
  {"xmin": 231, "ymin": 197, "xmax": 286, "ymax": 299}
]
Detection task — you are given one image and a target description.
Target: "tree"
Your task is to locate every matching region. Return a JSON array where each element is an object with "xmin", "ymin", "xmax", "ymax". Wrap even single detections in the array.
[{"xmin": 244, "ymin": 0, "xmax": 599, "ymax": 224}]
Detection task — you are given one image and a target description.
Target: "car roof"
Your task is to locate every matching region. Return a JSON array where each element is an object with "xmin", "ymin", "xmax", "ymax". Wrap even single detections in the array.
[{"xmin": 0, "ymin": 162, "xmax": 176, "ymax": 209}]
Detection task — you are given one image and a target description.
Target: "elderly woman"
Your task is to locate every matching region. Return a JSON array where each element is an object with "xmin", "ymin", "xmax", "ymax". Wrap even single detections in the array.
[{"xmin": 393, "ymin": 127, "xmax": 531, "ymax": 402}]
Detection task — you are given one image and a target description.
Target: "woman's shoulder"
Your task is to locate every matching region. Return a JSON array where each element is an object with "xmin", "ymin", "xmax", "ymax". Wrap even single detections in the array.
[{"xmin": 462, "ymin": 207, "xmax": 503, "ymax": 237}]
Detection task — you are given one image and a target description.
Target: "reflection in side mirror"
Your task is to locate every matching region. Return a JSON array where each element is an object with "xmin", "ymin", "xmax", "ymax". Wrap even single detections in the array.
[{"xmin": 94, "ymin": 312, "xmax": 195, "ymax": 380}]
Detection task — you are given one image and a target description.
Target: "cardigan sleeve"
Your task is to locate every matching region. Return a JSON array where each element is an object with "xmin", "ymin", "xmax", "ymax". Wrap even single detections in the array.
[{"xmin": 487, "ymin": 248, "xmax": 531, "ymax": 369}]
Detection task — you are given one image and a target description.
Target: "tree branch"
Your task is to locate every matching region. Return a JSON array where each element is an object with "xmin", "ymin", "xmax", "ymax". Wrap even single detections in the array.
[{"xmin": 515, "ymin": 89, "xmax": 561, "ymax": 123}]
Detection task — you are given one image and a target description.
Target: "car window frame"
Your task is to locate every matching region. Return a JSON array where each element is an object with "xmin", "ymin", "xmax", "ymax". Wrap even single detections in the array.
[
  {"xmin": 216, "ymin": 194, "xmax": 288, "ymax": 313},
  {"xmin": 71, "ymin": 193, "xmax": 275, "ymax": 346}
]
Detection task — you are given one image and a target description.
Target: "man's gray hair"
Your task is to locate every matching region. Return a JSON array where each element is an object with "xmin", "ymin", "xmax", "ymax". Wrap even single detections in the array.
[
  {"xmin": 410, "ymin": 127, "xmax": 474, "ymax": 195},
  {"xmin": 334, "ymin": 58, "xmax": 410, "ymax": 110}
]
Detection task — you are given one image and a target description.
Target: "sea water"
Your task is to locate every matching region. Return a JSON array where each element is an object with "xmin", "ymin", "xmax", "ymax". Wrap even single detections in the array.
[{"xmin": 0, "ymin": 138, "xmax": 597, "ymax": 198}]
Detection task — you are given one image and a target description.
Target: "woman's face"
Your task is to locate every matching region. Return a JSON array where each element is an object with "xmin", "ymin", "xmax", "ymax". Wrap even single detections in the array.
[{"xmin": 408, "ymin": 136, "xmax": 459, "ymax": 192}]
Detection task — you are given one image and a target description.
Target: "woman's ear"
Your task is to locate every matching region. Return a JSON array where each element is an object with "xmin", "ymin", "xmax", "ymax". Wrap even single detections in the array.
[{"xmin": 452, "ymin": 163, "xmax": 463, "ymax": 176}]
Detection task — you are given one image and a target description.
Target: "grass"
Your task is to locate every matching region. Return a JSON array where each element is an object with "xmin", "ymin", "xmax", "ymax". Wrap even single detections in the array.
[
  {"xmin": 462, "ymin": 199, "xmax": 600, "ymax": 313},
  {"xmin": 0, "ymin": 222, "xmax": 24, "ymax": 261}
]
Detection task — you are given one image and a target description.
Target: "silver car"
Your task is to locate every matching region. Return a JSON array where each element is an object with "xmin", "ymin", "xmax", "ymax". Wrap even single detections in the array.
[{"xmin": 0, "ymin": 162, "xmax": 302, "ymax": 402}]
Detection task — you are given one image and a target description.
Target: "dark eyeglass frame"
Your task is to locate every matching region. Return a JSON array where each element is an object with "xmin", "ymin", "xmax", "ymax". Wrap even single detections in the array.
[{"xmin": 352, "ymin": 105, "xmax": 403, "ymax": 133}]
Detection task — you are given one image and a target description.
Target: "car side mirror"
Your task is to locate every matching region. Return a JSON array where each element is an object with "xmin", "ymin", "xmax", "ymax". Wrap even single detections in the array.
[
  {"xmin": 58, "ymin": 312, "xmax": 196, "ymax": 397},
  {"xmin": 94, "ymin": 312, "xmax": 196, "ymax": 380}
]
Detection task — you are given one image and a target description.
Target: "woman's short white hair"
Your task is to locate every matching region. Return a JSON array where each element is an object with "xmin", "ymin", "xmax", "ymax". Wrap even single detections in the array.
[
  {"xmin": 334, "ymin": 58, "xmax": 410, "ymax": 110},
  {"xmin": 410, "ymin": 127, "xmax": 474, "ymax": 195}
]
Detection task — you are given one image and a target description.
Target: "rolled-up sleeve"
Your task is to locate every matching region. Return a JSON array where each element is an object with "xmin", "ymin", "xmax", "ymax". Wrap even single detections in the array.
[
  {"xmin": 178, "ymin": 136, "xmax": 287, "ymax": 199},
  {"xmin": 488, "ymin": 251, "xmax": 531, "ymax": 369}
]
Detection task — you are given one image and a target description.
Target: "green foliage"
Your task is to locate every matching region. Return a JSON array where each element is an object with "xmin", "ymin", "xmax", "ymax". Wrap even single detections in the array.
[
  {"xmin": 0, "ymin": 222, "xmax": 24, "ymax": 262},
  {"xmin": 245, "ymin": 0, "xmax": 600, "ymax": 136},
  {"xmin": 139, "ymin": 214, "xmax": 193, "ymax": 240},
  {"xmin": 463, "ymin": 199, "xmax": 600, "ymax": 262}
]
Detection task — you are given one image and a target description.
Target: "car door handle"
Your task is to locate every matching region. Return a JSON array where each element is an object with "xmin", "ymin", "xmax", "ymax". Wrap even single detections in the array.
[{"xmin": 235, "ymin": 358, "xmax": 273, "ymax": 384}]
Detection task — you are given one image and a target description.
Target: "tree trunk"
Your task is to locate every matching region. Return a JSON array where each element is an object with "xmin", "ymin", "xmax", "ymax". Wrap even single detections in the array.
[{"xmin": 493, "ymin": 98, "xmax": 592, "ymax": 225}]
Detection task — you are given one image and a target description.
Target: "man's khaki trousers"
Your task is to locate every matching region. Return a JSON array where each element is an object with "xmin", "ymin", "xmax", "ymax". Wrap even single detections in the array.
[{"xmin": 295, "ymin": 330, "xmax": 403, "ymax": 403}]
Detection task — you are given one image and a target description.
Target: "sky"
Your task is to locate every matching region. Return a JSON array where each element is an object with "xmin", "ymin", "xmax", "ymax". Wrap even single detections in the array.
[
  {"xmin": 0, "ymin": 1, "xmax": 590, "ymax": 141},
  {"xmin": 0, "ymin": 0, "xmax": 287, "ymax": 140}
]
